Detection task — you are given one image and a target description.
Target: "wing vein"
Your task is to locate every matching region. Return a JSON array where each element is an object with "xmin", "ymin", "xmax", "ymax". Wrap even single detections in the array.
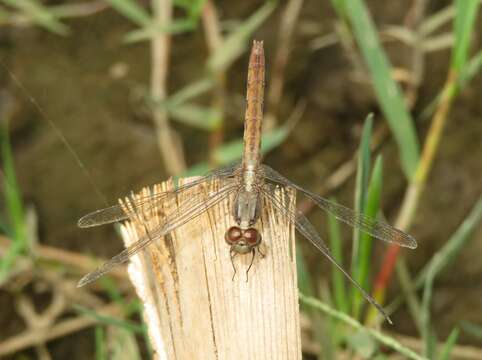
[
  {"xmin": 77, "ymin": 183, "xmax": 237, "ymax": 287},
  {"xmin": 261, "ymin": 165, "xmax": 416, "ymax": 249},
  {"xmin": 261, "ymin": 184, "xmax": 392, "ymax": 323}
]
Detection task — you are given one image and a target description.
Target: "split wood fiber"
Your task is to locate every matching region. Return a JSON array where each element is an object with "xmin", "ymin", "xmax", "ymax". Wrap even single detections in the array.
[{"xmin": 120, "ymin": 177, "xmax": 301, "ymax": 359}]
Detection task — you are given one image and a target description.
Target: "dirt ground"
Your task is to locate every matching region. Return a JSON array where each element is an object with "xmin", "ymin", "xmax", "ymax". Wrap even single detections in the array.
[{"xmin": 1, "ymin": 0, "xmax": 481, "ymax": 357}]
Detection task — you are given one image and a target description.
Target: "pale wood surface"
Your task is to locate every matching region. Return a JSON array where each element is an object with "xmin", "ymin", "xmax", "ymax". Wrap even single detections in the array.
[{"xmin": 120, "ymin": 177, "xmax": 301, "ymax": 360}]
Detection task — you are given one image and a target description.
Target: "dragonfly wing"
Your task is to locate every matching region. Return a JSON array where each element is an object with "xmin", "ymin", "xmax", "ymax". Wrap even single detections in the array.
[
  {"xmin": 260, "ymin": 183, "xmax": 391, "ymax": 323},
  {"xmin": 78, "ymin": 204, "xmax": 133, "ymax": 228},
  {"xmin": 78, "ymin": 162, "xmax": 240, "ymax": 228},
  {"xmin": 77, "ymin": 183, "xmax": 238, "ymax": 287},
  {"xmin": 261, "ymin": 165, "xmax": 417, "ymax": 249}
]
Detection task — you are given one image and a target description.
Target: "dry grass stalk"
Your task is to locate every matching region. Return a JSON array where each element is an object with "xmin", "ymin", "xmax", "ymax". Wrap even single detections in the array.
[
  {"xmin": 0, "ymin": 303, "xmax": 122, "ymax": 357},
  {"xmin": 150, "ymin": 0, "xmax": 186, "ymax": 175},
  {"xmin": 120, "ymin": 177, "xmax": 301, "ymax": 359}
]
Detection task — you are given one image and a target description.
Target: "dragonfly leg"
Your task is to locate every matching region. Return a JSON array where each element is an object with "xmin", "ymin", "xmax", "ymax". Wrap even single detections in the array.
[
  {"xmin": 245, "ymin": 249, "xmax": 256, "ymax": 282},
  {"xmin": 257, "ymin": 246, "xmax": 265, "ymax": 258},
  {"xmin": 230, "ymin": 249, "xmax": 237, "ymax": 281}
]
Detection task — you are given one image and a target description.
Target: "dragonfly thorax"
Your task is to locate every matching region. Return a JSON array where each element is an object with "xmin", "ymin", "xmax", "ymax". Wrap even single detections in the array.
[
  {"xmin": 241, "ymin": 163, "xmax": 259, "ymax": 192},
  {"xmin": 233, "ymin": 188, "xmax": 261, "ymax": 228}
]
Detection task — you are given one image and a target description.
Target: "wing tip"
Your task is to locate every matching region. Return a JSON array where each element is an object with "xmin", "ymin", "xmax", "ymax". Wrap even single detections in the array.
[
  {"xmin": 405, "ymin": 234, "xmax": 418, "ymax": 249},
  {"xmin": 76, "ymin": 275, "xmax": 90, "ymax": 287},
  {"xmin": 77, "ymin": 217, "xmax": 90, "ymax": 228},
  {"xmin": 77, "ymin": 269, "xmax": 103, "ymax": 287},
  {"xmin": 77, "ymin": 215, "xmax": 113, "ymax": 228}
]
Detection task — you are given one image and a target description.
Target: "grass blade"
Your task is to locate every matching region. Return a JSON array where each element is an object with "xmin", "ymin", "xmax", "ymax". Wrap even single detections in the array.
[
  {"xmin": 461, "ymin": 321, "xmax": 482, "ymax": 340},
  {"xmin": 327, "ymin": 197, "xmax": 348, "ymax": 314},
  {"xmin": 95, "ymin": 326, "xmax": 106, "ymax": 360},
  {"xmin": 352, "ymin": 155, "xmax": 383, "ymax": 320},
  {"xmin": 166, "ymin": 104, "xmax": 221, "ymax": 130},
  {"xmin": 458, "ymin": 49, "xmax": 482, "ymax": 88},
  {"xmin": 100, "ymin": 277, "xmax": 126, "ymax": 306},
  {"xmin": 346, "ymin": 330, "xmax": 377, "ymax": 358},
  {"xmin": 124, "ymin": 19, "xmax": 197, "ymax": 42},
  {"xmin": 73, "ymin": 304, "xmax": 146, "ymax": 334},
  {"xmin": 296, "ymin": 243, "xmax": 315, "ymax": 300},
  {"xmin": 2, "ymin": 0, "xmax": 69, "ymax": 35},
  {"xmin": 451, "ymin": 0, "xmax": 481, "ymax": 72},
  {"xmin": 0, "ymin": 121, "xmax": 27, "ymax": 282},
  {"xmin": 386, "ymin": 194, "xmax": 482, "ymax": 320},
  {"xmin": 147, "ymin": 78, "xmax": 218, "ymax": 130},
  {"xmin": 421, "ymin": 195, "xmax": 482, "ymax": 356},
  {"xmin": 299, "ymin": 293, "xmax": 427, "ymax": 360},
  {"xmin": 351, "ymin": 115, "xmax": 372, "ymax": 278},
  {"xmin": 183, "ymin": 120, "xmax": 295, "ymax": 176},
  {"xmin": 416, "ymin": 195, "xmax": 482, "ymax": 287},
  {"xmin": 207, "ymin": 1, "xmax": 276, "ymax": 72},
  {"xmin": 123, "ymin": 0, "xmax": 206, "ymax": 41},
  {"xmin": 161, "ymin": 78, "xmax": 214, "ymax": 105},
  {"xmin": 340, "ymin": 0, "xmax": 420, "ymax": 179},
  {"xmin": 331, "ymin": 0, "xmax": 347, "ymax": 18},
  {"xmin": 439, "ymin": 327, "xmax": 459, "ymax": 360},
  {"xmin": 104, "ymin": 0, "xmax": 151, "ymax": 26},
  {"xmin": 108, "ymin": 326, "xmax": 142, "ymax": 360},
  {"xmin": 420, "ymin": 49, "xmax": 482, "ymax": 121},
  {"xmin": 420, "ymin": 5, "xmax": 455, "ymax": 36}
]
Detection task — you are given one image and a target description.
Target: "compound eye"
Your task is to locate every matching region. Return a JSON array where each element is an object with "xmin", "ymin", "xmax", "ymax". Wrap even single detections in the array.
[
  {"xmin": 243, "ymin": 228, "xmax": 261, "ymax": 245},
  {"xmin": 225, "ymin": 226, "xmax": 242, "ymax": 245}
]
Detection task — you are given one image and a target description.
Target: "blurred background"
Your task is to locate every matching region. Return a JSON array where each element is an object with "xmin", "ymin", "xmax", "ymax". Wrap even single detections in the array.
[{"xmin": 0, "ymin": 0, "xmax": 481, "ymax": 359}]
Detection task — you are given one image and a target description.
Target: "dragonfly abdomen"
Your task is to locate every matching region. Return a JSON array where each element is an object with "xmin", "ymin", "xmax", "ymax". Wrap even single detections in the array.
[{"xmin": 242, "ymin": 40, "xmax": 265, "ymax": 169}]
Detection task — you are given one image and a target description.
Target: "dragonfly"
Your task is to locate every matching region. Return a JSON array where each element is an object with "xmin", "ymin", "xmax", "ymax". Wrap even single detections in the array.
[{"xmin": 77, "ymin": 40, "xmax": 417, "ymax": 322}]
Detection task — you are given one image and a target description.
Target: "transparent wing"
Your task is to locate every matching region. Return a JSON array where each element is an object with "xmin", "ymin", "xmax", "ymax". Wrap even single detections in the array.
[
  {"xmin": 78, "ymin": 163, "xmax": 240, "ymax": 228},
  {"xmin": 260, "ymin": 183, "xmax": 391, "ymax": 323},
  {"xmin": 261, "ymin": 165, "xmax": 417, "ymax": 249},
  {"xmin": 77, "ymin": 183, "xmax": 238, "ymax": 287}
]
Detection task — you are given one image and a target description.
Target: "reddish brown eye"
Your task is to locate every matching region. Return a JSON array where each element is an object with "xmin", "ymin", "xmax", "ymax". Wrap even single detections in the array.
[
  {"xmin": 243, "ymin": 228, "xmax": 260, "ymax": 245},
  {"xmin": 225, "ymin": 226, "xmax": 242, "ymax": 245}
]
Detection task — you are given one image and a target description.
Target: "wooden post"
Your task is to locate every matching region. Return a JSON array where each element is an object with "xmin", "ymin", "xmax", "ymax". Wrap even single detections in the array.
[{"xmin": 120, "ymin": 178, "xmax": 301, "ymax": 359}]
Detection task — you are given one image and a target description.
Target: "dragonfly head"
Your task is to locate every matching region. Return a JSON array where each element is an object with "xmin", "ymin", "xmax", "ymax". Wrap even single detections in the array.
[{"xmin": 225, "ymin": 226, "xmax": 261, "ymax": 254}]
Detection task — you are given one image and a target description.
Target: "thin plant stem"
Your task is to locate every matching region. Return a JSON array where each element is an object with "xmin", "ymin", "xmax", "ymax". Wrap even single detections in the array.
[
  {"xmin": 202, "ymin": 0, "xmax": 226, "ymax": 167},
  {"xmin": 369, "ymin": 70, "xmax": 458, "ymax": 325},
  {"xmin": 151, "ymin": 0, "xmax": 186, "ymax": 175},
  {"xmin": 299, "ymin": 293, "xmax": 428, "ymax": 360},
  {"xmin": 266, "ymin": 0, "xmax": 304, "ymax": 129},
  {"xmin": 402, "ymin": 0, "xmax": 428, "ymax": 107}
]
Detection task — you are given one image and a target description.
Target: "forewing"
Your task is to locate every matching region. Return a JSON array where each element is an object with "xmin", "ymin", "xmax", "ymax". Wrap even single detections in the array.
[
  {"xmin": 260, "ymin": 183, "xmax": 391, "ymax": 323},
  {"xmin": 77, "ymin": 183, "xmax": 238, "ymax": 287},
  {"xmin": 261, "ymin": 165, "xmax": 417, "ymax": 249},
  {"xmin": 78, "ymin": 163, "xmax": 240, "ymax": 228}
]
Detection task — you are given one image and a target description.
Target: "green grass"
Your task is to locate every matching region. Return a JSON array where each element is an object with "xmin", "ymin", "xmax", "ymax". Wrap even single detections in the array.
[
  {"xmin": 95, "ymin": 325, "xmax": 106, "ymax": 360},
  {"xmin": 0, "ymin": 120, "xmax": 27, "ymax": 283},
  {"xmin": 299, "ymin": 293, "xmax": 427, "ymax": 360},
  {"xmin": 330, "ymin": 0, "xmax": 420, "ymax": 180},
  {"xmin": 350, "ymin": 115, "xmax": 372, "ymax": 274},
  {"xmin": 451, "ymin": 0, "xmax": 481, "ymax": 73},
  {"xmin": 183, "ymin": 113, "xmax": 298, "ymax": 176},
  {"xmin": 206, "ymin": 1, "xmax": 277, "ymax": 72},
  {"xmin": 327, "ymin": 197, "xmax": 348, "ymax": 315},
  {"xmin": 1, "ymin": 0, "xmax": 69, "ymax": 35},
  {"xmin": 73, "ymin": 304, "xmax": 146, "ymax": 334},
  {"xmin": 104, "ymin": 0, "xmax": 151, "ymax": 27},
  {"xmin": 351, "ymin": 154, "xmax": 383, "ymax": 320},
  {"xmin": 303, "ymin": 115, "xmax": 388, "ymax": 357},
  {"xmin": 461, "ymin": 321, "xmax": 482, "ymax": 341},
  {"xmin": 420, "ymin": 195, "xmax": 482, "ymax": 357},
  {"xmin": 439, "ymin": 327, "xmax": 459, "ymax": 360}
]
